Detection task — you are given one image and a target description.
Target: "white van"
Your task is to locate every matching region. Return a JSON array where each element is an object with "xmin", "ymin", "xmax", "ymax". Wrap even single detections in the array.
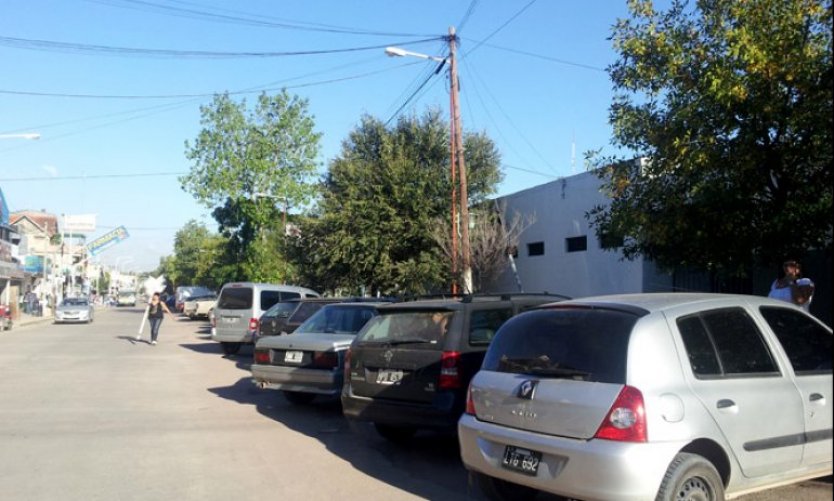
[{"xmin": 212, "ymin": 282, "xmax": 319, "ymax": 355}]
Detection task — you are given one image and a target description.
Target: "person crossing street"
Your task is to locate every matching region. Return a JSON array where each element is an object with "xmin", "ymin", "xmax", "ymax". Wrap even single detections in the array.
[{"xmin": 136, "ymin": 292, "xmax": 176, "ymax": 345}]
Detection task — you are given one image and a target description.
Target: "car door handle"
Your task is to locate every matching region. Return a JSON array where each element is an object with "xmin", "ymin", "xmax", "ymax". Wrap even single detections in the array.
[
  {"xmin": 716, "ymin": 399, "xmax": 736, "ymax": 410},
  {"xmin": 809, "ymin": 393, "xmax": 825, "ymax": 403}
]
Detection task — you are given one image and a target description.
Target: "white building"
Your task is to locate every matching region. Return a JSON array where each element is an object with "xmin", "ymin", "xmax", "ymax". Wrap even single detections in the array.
[{"xmin": 486, "ymin": 171, "xmax": 672, "ymax": 298}]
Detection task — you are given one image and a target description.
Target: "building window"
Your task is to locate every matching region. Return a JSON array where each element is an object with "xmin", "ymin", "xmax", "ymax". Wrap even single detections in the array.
[
  {"xmin": 527, "ymin": 242, "xmax": 545, "ymax": 256},
  {"xmin": 566, "ymin": 236, "xmax": 587, "ymax": 253}
]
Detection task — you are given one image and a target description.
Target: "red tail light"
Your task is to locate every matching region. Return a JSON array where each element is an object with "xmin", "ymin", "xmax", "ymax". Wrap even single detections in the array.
[
  {"xmin": 438, "ymin": 351, "xmax": 462, "ymax": 390},
  {"xmin": 248, "ymin": 318, "xmax": 259, "ymax": 331},
  {"xmin": 312, "ymin": 351, "xmax": 339, "ymax": 369},
  {"xmin": 594, "ymin": 385, "xmax": 647, "ymax": 442},
  {"xmin": 465, "ymin": 384, "xmax": 476, "ymax": 415},
  {"xmin": 253, "ymin": 350, "xmax": 270, "ymax": 364},
  {"xmin": 343, "ymin": 348, "xmax": 352, "ymax": 380}
]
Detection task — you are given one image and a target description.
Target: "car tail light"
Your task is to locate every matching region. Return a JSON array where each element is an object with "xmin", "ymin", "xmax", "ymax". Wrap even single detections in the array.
[
  {"xmin": 465, "ymin": 384, "xmax": 476, "ymax": 415},
  {"xmin": 312, "ymin": 351, "xmax": 339, "ymax": 369},
  {"xmin": 253, "ymin": 350, "xmax": 270, "ymax": 364},
  {"xmin": 343, "ymin": 348, "xmax": 352, "ymax": 379},
  {"xmin": 594, "ymin": 385, "xmax": 647, "ymax": 442},
  {"xmin": 248, "ymin": 318, "xmax": 259, "ymax": 331},
  {"xmin": 438, "ymin": 351, "xmax": 462, "ymax": 390}
]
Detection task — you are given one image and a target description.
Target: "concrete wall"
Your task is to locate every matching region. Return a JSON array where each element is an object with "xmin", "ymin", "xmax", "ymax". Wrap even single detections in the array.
[{"xmin": 487, "ymin": 172, "xmax": 671, "ymax": 299}]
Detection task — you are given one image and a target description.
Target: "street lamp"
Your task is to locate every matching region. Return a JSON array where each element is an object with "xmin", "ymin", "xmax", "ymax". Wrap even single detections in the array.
[
  {"xmin": 385, "ymin": 26, "xmax": 473, "ymax": 294},
  {"xmin": 0, "ymin": 133, "xmax": 41, "ymax": 140}
]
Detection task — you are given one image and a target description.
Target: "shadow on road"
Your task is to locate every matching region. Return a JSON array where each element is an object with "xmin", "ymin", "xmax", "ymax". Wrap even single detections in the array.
[
  {"xmin": 206, "ymin": 376, "xmax": 480, "ymax": 499},
  {"xmin": 115, "ymin": 335, "xmax": 145, "ymax": 344}
]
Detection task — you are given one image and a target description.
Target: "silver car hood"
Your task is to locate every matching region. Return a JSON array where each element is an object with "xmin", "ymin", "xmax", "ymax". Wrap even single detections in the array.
[{"xmin": 255, "ymin": 332, "xmax": 355, "ymax": 351}]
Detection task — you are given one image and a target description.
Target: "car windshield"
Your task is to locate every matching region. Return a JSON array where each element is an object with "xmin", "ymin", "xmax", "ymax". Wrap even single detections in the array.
[
  {"xmin": 62, "ymin": 298, "xmax": 88, "ymax": 306},
  {"xmin": 355, "ymin": 310, "xmax": 453, "ymax": 345},
  {"xmin": 294, "ymin": 305, "xmax": 378, "ymax": 335}
]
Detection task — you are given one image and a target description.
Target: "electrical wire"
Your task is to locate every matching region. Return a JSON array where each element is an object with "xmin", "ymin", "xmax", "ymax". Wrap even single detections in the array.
[
  {"xmin": 384, "ymin": 62, "xmax": 445, "ymax": 126},
  {"xmin": 457, "ymin": 0, "xmax": 480, "ymax": 33},
  {"xmin": 0, "ymin": 35, "xmax": 444, "ymax": 59},
  {"xmin": 382, "ymin": 41, "xmax": 447, "ymax": 119},
  {"xmin": 85, "ymin": 0, "xmax": 437, "ymax": 37},
  {"xmin": 461, "ymin": 40, "xmax": 606, "ymax": 72},
  {"xmin": 463, "ymin": 0, "xmax": 538, "ymax": 57},
  {"xmin": 462, "ymin": 57, "xmax": 559, "ymax": 174},
  {"xmin": 0, "ymin": 172, "xmax": 186, "ymax": 182}
]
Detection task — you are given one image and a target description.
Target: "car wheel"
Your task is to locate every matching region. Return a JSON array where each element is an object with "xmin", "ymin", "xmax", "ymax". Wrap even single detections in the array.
[
  {"xmin": 656, "ymin": 453, "xmax": 724, "ymax": 501},
  {"xmin": 282, "ymin": 391, "xmax": 316, "ymax": 405},
  {"xmin": 471, "ymin": 471, "xmax": 538, "ymax": 501},
  {"xmin": 374, "ymin": 423, "xmax": 417, "ymax": 444},
  {"xmin": 221, "ymin": 342, "xmax": 241, "ymax": 355}
]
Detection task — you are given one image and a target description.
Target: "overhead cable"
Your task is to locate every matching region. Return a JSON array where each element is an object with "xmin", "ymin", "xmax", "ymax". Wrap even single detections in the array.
[
  {"xmin": 464, "ymin": 0, "xmax": 538, "ymax": 57},
  {"xmin": 0, "ymin": 35, "xmax": 444, "ymax": 59},
  {"xmin": 461, "ymin": 40, "xmax": 606, "ymax": 72},
  {"xmin": 85, "ymin": 0, "xmax": 437, "ymax": 37}
]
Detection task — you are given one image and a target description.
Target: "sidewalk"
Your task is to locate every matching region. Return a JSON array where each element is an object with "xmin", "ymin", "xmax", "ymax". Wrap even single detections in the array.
[{"xmin": 12, "ymin": 311, "xmax": 54, "ymax": 329}]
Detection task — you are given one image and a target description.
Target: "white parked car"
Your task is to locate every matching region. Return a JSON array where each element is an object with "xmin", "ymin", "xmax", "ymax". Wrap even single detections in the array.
[
  {"xmin": 459, "ymin": 293, "xmax": 832, "ymax": 501},
  {"xmin": 183, "ymin": 293, "xmax": 216, "ymax": 320}
]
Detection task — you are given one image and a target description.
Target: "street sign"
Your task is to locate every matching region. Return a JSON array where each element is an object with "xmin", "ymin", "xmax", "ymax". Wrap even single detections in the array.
[{"xmin": 86, "ymin": 226, "xmax": 129, "ymax": 256}]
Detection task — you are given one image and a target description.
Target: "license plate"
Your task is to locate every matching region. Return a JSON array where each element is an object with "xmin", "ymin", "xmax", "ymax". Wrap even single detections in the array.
[
  {"xmin": 376, "ymin": 369, "xmax": 404, "ymax": 385},
  {"xmin": 284, "ymin": 351, "xmax": 304, "ymax": 363},
  {"xmin": 502, "ymin": 446, "xmax": 541, "ymax": 476},
  {"xmin": 222, "ymin": 317, "xmax": 237, "ymax": 324}
]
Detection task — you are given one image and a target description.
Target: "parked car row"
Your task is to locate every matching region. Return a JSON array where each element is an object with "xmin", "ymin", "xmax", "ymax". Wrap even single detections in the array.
[{"xmin": 202, "ymin": 284, "xmax": 833, "ymax": 500}]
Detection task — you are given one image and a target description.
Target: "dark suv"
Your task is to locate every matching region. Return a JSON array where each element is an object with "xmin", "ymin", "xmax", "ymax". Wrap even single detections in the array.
[{"xmin": 341, "ymin": 293, "xmax": 568, "ymax": 442}]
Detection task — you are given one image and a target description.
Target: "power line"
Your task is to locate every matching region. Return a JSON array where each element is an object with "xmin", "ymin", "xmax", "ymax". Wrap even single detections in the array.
[
  {"xmin": 0, "ymin": 60, "xmax": 423, "ymax": 100},
  {"xmin": 461, "ymin": 40, "xmax": 606, "ymax": 72},
  {"xmin": 463, "ymin": 57, "xmax": 559, "ymax": 174},
  {"xmin": 0, "ymin": 172, "xmax": 186, "ymax": 182},
  {"xmin": 458, "ymin": 0, "xmax": 480, "ymax": 32},
  {"xmin": 85, "ymin": 0, "xmax": 436, "ymax": 37},
  {"xmin": 464, "ymin": 0, "xmax": 538, "ymax": 57},
  {"xmin": 0, "ymin": 35, "xmax": 444, "ymax": 59},
  {"xmin": 384, "ymin": 63, "xmax": 444, "ymax": 126}
]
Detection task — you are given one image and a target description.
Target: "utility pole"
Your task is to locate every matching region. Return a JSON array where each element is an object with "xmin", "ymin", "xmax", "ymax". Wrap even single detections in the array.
[
  {"xmin": 448, "ymin": 26, "xmax": 473, "ymax": 293},
  {"xmin": 449, "ymin": 67, "xmax": 459, "ymax": 295}
]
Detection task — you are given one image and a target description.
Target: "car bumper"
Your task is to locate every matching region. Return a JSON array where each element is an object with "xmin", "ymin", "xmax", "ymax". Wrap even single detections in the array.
[
  {"xmin": 458, "ymin": 414, "xmax": 684, "ymax": 501},
  {"xmin": 212, "ymin": 330, "xmax": 254, "ymax": 343},
  {"xmin": 341, "ymin": 385, "xmax": 462, "ymax": 430},
  {"xmin": 55, "ymin": 315, "xmax": 90, "ymax": 323},
  {"xmin": 252, "ymin": 365, "xmax": 342, "ymax": 395}
]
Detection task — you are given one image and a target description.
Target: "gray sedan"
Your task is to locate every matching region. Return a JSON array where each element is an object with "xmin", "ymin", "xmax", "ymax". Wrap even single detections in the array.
[
  {"xmin": 252, "ymin": 303, "xmax": 385, "ymax": 404},
  {"xmin": 54, "ymin": 297, "xmax": 94, "ymax": 324}
]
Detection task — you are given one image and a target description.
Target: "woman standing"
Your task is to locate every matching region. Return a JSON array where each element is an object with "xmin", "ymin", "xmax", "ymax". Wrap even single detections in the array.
[{"xmin": 137, "ymin": 292, "xmax": 176, "ymax": 345}]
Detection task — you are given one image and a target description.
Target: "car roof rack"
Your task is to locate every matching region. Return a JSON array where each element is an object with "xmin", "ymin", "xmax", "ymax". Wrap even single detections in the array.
[{"xmin": 460, "ymin": 291, "xmax": 571, "ymax": 303}]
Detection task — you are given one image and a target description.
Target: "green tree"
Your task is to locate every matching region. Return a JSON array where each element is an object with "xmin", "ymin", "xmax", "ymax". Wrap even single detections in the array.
[
  {"xmin": 181, "ymin": 91, "xmax": 321, "ymax": 282},
  {"xmin": 292, "ymin": 110, "xmax": 502, "ymax": 295},
  {"xmin": 589, "ymin": 0, "xmax": 832, "ymax": 276}
]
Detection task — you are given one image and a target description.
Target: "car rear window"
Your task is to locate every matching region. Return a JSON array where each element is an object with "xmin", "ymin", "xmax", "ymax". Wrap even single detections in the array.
[
  {"xmin": 468, "ymin": 308, "xmax": 513, "ymax": 345},
  {"xmin": 295, "ymin": 305, "xmax": 378, "ymax": 335},
  {"xmin": 355, "ymin": 310, "xmax": 454, "ymax": 346},
  {"xmin": 482, "ymin": 308, "xmax": 638, "ymax": 384},
  {"xmin": 217, "ymin": 287, "xmax": 253, "ymax": 309},
  {"xmin": 262, "ymin": 301, "xmax": 299, "ymax": 319},
  {"xmin": 289, "ymin": 302, "xmax": 328, "ymax": 324}
]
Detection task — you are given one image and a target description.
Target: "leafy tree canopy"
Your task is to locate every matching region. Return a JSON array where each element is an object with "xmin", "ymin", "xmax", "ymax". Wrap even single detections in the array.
[
  {"xmin": 292, "ymin": 109, "xmax": 502, "ymax": 295},
  {"xmin": 590, "ymin": 0, "xmax": 832, "ymax": 276},
  {"xmin": 181, "ymin": 91, "xmax": 321, "ymax": 282}
]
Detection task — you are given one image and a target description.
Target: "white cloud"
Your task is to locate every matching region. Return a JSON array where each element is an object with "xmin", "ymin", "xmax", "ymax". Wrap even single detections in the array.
[{"xmin": 42, "ymin": 165, "xmax": 59, "ymax": 177}]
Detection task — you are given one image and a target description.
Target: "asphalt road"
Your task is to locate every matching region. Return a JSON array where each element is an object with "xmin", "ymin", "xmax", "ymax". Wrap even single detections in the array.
[{"xmin": 0, "ymin": 307, "xmax": 829, "ymax": 501}]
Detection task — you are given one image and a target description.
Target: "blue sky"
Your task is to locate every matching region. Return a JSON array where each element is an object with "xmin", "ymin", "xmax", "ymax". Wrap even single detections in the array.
[{"xmin": 1, "ymin": 0, "xmax": 633, "ymax": 271}]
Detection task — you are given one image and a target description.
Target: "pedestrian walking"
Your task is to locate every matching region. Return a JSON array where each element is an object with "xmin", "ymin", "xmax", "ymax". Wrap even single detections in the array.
[
  {"xmin": 136, "ymin": 292, "xmax": 175, "ymax": 345},
  {"xmin": 768, "ymin": 259, "xmax": 815, "ymax": 312}
]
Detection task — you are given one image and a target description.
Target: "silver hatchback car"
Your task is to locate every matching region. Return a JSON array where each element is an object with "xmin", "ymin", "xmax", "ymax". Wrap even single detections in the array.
[{"xmin": 459, "ymin": 293, "xmax": 832, "ymax": 501}]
